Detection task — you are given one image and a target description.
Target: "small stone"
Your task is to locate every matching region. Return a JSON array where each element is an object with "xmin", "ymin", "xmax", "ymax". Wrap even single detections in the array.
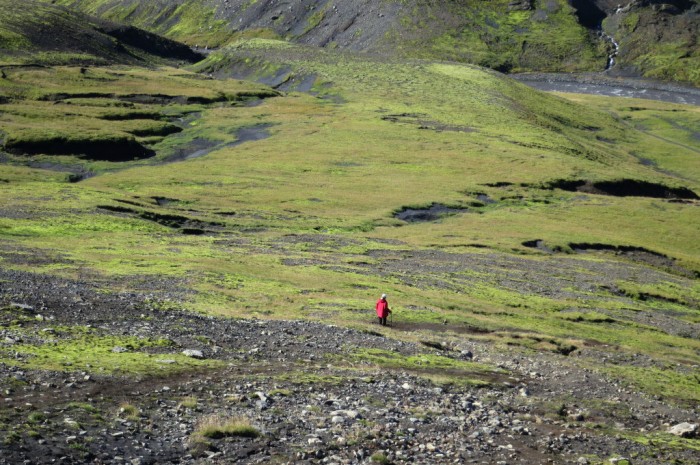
[
  {"xmin": 65, "ymin": 436, "xmax": 77, "ymax": 444},
  {"xmin": 609, "ymin": 457, "xmax": 631, "ymax": 465},
  {"xmin": 331, "ymin": 416, "xmax": 345, "ymax": 424},
  {"xmin": 112, "ymin": 346, "xmax": 129, "ymax": 353},
  {"xmin": 401, "ymin": 383, "xmax": 412, "ymax": 390}
]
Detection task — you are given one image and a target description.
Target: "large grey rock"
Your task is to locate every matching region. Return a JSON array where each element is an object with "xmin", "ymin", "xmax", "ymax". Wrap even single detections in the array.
[
  {"xmin": 668, "ymin": 422, "xmax": 697, "ymax": 438},
  {"xmin": 181, "ymin": 349, "xmax": 204, "ymax": 359}
]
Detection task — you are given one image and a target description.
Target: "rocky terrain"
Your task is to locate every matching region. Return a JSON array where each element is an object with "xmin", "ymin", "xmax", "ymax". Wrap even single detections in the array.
[{"xmin": 1, "ymin": 253, "xmax": 698, "ymax": 464}]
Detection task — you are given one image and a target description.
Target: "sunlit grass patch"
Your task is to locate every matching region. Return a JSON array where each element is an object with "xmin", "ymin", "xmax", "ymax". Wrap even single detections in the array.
[
  {"xmin": 599, "ymin": 365, "xmax": 700, "ymax": 407},
  {"xmin": 621, "ymin": 430, "xmax": 700, "ymax": 452},
  {"xmin": 0, "ymin": 333, "xmax": 223, "ymax": 375},
  {"xmin": 193, "ymin": 415, "xmax": 261, "ymax": 439},
  {"xmin": 342, "ymin": 348, "xmax": 506, "ymax": 386}
]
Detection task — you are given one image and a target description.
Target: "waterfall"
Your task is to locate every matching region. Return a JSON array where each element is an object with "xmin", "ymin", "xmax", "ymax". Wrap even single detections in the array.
[
  {"xmin": 602, "ymin": 31, "xmax": 619, "ymax": 70},
  {"xmin": 600, "ymin": 2, "xmax": 637, "ymax": 71}
]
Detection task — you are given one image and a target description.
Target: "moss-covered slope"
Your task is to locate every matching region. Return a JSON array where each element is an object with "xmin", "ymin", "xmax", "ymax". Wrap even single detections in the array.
[
  {"xmin": 38, "ymin": 0, "xmax": 700, "ymax": 85},
  {"xmin": 0, "ymin": 0, "xmax": 202, "ymax": 66}
]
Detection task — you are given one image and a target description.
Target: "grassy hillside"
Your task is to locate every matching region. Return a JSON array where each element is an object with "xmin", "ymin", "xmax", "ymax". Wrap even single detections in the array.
[
  {"xmin": 37, "ymin": 0, "xmax": 700, "ymax": 85},
  {"xmin": 2, "ymin": 38, "xmax": 698, "ymax": 322},
  {"xmin": 0, "ymin": 0, "xmax": 202, "ymax": 66},
  {"xmin": 1, "ymin": 12, "xmax": 700, "ymax": 460}
]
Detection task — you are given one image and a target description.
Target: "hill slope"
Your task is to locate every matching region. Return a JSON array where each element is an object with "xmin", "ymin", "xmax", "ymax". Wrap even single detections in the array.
[
  {"xmin": 0, "ymin": 0, "xmax": 202, "ymax": 65},
  {"xmin": 41, "ymin": 0, "xmax": 700, "ymax": 85},
  {"xmin": 1, "ymin": 4, "xmax": 699, "ymax": 465}
]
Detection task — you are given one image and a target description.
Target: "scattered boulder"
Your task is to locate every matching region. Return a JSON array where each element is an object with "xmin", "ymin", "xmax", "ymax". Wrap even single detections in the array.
[
  {"xmin": 181, "ymin": 349, "xmax": 204, "ymax": 359},
  {"xmin": 668, "ymin": 422, "xmax": 697, "ymax": 438},
  {"xmin": 609, "ymin": 458, "xmax": 632, "ymax": 465},
  {"xmin": 508, "ymin": 0, "xmax": 533, "ymax": 10}
]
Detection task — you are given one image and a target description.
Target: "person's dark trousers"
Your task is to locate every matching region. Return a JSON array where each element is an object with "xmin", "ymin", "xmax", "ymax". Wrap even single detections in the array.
[{"xmin": 378, "ymin": 317, "xmax": 387, "ymax": 326}]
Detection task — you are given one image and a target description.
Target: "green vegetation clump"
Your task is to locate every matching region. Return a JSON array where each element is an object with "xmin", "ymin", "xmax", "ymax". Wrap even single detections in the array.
[
  {"xmin": 193, "ymin": 415, "xmax": 261, "ymax": 439},
  {"xmin": 0, "ymin": 332, "xmax": 222, "ymax": 375}
]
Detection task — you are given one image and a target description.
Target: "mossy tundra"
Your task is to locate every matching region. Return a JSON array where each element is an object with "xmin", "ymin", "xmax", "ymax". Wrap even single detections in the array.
[
  {"xmin": 0, "ymin": 2, "xmax": 699, "ymax": 452},
  {"xmin": 2, "ymin": 37, "xmax": 700, "ymax": 402}
]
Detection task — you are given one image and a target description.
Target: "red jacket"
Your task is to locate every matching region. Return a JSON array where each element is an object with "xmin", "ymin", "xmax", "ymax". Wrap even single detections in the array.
[{"xmin": 375, "ymin": 298, "xmax": 390, "ymax": 318}]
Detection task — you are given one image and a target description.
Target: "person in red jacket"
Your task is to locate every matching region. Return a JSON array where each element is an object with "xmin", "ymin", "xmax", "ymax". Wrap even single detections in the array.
[{"xmin": 375, "ymin": 293, "xmax": 391, "ymax": 326}]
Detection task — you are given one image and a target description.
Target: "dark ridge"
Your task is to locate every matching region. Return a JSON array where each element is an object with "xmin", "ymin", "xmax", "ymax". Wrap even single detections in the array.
[
  {"xmin": 114, "ymin": 199, "xmax": 146, "ymax": 207},
  {"xmin": 67, "ymin": 171, "xmax": 96, "ymax": 183},
  {"xmin": 483, "ymin": 182, "xmax": 513, "ymax": 188},
  {"xmin": 569, "ymin": 243, "xmax": 686, "ymax": 274},
  {"xmin": 99, "ymin": 111, "xmax": 162, "ymax": 121},
  {"xmin": 544, "ymin": 179, "xmax": 699, "ymax": 199},
  {"xmin": 39, "ymin": 92, "xmax": 112, "ymax": 101},
  {"xmin": 420, "ymin": 340, "xmax": 448, "ymax": 351},
  {"xmin": 116, "ymin": 94, "xmax": 221, "ymax": 105},
  {"xmin": 98, "ymin": 205, "xmax": 137, "ymax": 214},
  {"xmin": 595, "ymin": 180, "xmax": 698, "ymax": 199},
  {"xmin": 4, "ymin": 137, "xmax": 155, "ymax": 161},
  {"xmin": 569, "ymin": 242, "xmax": 668, "ymax": 256},
  {"xmin": 395, "ymin": 203, "xmax": 467, "ymax": 222},
  {"xmin": 99, "ymin": 204, "xmax": 222, "ymax": 232},
  {"xmin": 138, "ymin": 211, "xmax": 191, "ymax": 228},
  {"xmin": 152, "ymin": 197, "xmax": 180, "ymax": 206},
  {"xmin": 522, "ymin": 239, "xmax": 554, "ymax": 253},
  {"xmin": 127, "ymin": 124, "xmax": 182, "ymax": 137},
  {"xmin": 181, "ymin": 228, "xmax": 206, "ymax": 235},
  {"xmin": 99, "ymin": 24, "xmax": 204, "ymax": 63}
]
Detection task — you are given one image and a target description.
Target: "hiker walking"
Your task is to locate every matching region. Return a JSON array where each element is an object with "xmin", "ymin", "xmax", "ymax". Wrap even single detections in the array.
[{"xmin": 375, "ymin": 293, "xmax": 391, "ymax": 326}]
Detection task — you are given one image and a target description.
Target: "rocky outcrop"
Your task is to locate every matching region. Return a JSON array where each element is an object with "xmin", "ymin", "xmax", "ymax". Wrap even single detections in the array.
[{"xmin": 508, "ymin": 0, "xmax": 534, "ymax": 10}]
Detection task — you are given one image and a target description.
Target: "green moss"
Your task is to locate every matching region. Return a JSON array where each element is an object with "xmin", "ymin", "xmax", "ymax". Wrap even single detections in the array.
[
  {"xmin": 342, "ymin": 348, "xmax": 504, "ymax": 386},
  {"xmin": 622, "ymin": 431, "xmax": 700, "ymax": 452},
  {"xmin": 397, "ymin": 0, "xmax": 605, "ymax": 73},
  {"xmin": 600, "ymin": 365, "xmax": 700, "ymax": 407},
  {"xmin": 0, "ymin": 334, "xmax": 223, "ymax": 375}
]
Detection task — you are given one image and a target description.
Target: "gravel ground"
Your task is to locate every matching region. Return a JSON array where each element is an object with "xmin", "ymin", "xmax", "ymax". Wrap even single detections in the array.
[{"xmin": 1, "ymin": 256, "xmax": 698, "ymax": 464}]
